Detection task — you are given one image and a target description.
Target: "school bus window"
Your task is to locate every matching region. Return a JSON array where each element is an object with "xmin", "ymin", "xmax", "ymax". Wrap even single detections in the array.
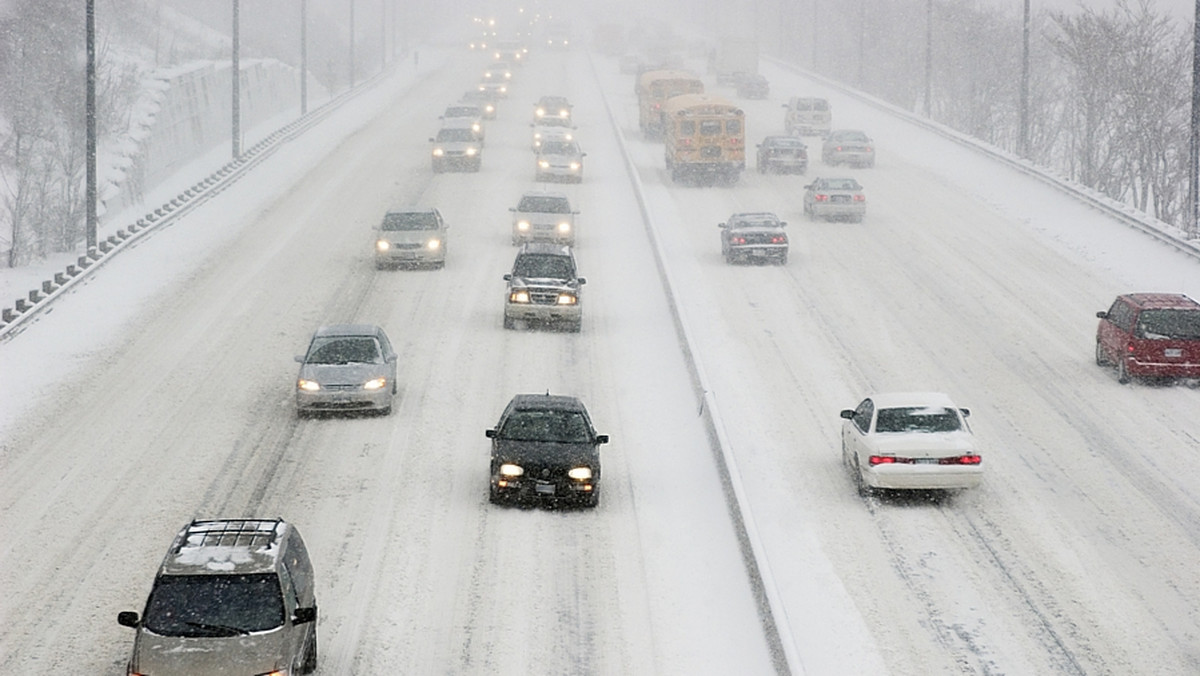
[
  {"xmin": 727, "ymin": 120, "xmax": 742, "ymax": 134},
  {"xmin": 700, "ymin": 120, "xmax": 722, "ymax": 136},
  {"xmin": 679, "ymin": 120, "xmax": 695, "ymax": 135}
]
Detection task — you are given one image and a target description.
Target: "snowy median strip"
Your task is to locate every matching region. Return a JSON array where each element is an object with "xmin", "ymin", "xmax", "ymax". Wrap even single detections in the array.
[{"xmin": 589, "ymin": 52, "xmax": 802, "ymax": 676}]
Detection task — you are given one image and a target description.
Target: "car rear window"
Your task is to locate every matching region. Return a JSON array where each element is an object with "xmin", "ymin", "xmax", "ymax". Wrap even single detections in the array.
[
  {"xmin": 500, "ymin": 410, "xmax": 591, "ymax": 442},
  {"xmin": 517, "ymin": 197, "xmax": 570, "ymax": 213},
  {"xmin": 875, "ymin": 407, "xmax": 962, "ymax": 433},
  {"xmin": 1135, "ymin": 309, "xmax": 1200, "ymax": 340},
  {"xmin": 383, "ymin": 212, "xmax": 439, "ymax": 231}
]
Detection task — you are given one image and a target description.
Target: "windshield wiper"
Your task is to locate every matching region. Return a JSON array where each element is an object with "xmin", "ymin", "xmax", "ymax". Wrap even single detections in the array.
[{"xmin": 184, "ymin": 620, "xmax": 251, "ymax": 636}]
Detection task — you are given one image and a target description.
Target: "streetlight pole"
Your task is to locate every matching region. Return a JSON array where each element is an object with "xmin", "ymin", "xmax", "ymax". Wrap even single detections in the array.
[
  {"xmin": 349, "ymin": 0, "xmax": 356, "ymax": 88},
  {"xmin": 1190, "ymin": 0, "xmax": 1200, "ymax": 236},
  {"xmin": 301, "ymin": 0, "xmax": 308, "ymax": 115},
  {"xmin": 85, "ymin": 0, "xmax": 97, "ymax": 250},
  {"xmin": 924, "ymin": 0, "xmax": 933, "ymax": 116},
  {"xmin": 1019, "ymin": 0, "xmax": 1031, "ymax": 158},
  {"xmin": 232, "ymin": 0, "xmax": 241, "ymax": 158}
]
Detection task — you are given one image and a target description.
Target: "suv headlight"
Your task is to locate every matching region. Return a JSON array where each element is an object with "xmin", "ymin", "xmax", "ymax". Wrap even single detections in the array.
[
  {"xmin": 556, "ymin": 293, "xmax": 577, "ymax": 305},
  {"xmin": 466, "ymin": 147, "xmax": 478, "ymax": 156},
  {"xmin": 516, "ymin": 220, "xmax": 531, "ymax": 231},
  {"xmin": 432, "ymin": 147, "xmax": 444, "ymax": 157},
  {"xmin": 509, "ymin": 289, "xmax": 530, "ymax": 303},
  {"xmin": 568, "ymin": 467, "xmax": 592, "ymax": 480},
  {"xmin": 363, "ymin": 378, "xmax": 387, "ymax": 391},
  {"xmin": 538, "ymin": 160, "xmax": 550, "ymax": 169},
  {"xmin": 375, "ymin": 240, "xmax": 390, "ymax": 252},
  {"xmin": 298, "ymin": 379, "xmax": 320, "ymax": 392},
  {"xmin": 557, "ymin": 221, "xmax": 571, "ymax": 233},
  {"xmin": 568, "ymin": 162, "xmax": 581, "ymax": 170},
  {"xmin": 426, "ymin": 238, "xmax": 441, "ymax": 250},
  {"xmin": 499, "ymin": 463, "xmax": 524, "ymax": 476}
]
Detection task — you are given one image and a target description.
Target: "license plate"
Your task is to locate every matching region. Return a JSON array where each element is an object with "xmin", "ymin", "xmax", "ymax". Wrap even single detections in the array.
[
  {"xmin": 535, "ymin": 482, "xmax": 556, "ymax": 495},
  {"xmin": 1165, "ymin": 348, "xmax": 1183, "ymax": 358},
  {"xmin": 750, "ymin": 250, "xmax": 769, "ymax": 257},
  {"xmin": 914, "ymin": 458, "xmax": 938, "ymax": 465}
]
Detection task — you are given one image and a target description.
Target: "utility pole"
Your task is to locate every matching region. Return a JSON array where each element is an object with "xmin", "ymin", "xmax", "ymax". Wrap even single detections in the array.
[
  {"xmin": 1190, "ymin": 0, "xmax": 1200, "ymax": 236},
  {"xmin": 1019, "ymin": 0, "xmax": 1031, "ymax": 158},
  {"xmin": 349, "ymin": 0, "xmax": 356, "ymax": 88},
  {"xmin": 924, "ymin": 0, "xmax": 933, "ymax": 116},
  {"xmin": 86, "ymin": 0, "xmax": 97, "ymax": 250},
  {"xmin": 301, "ymin": 0, "xmax": 308, "ymax": 115},
  {"xmin": 232, "ymin": 0, "xmax": 241, "ymax": 158}
]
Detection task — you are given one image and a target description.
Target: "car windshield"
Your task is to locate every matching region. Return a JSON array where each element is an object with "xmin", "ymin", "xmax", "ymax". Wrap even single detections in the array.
[
  {"xmin": 444, "ymin": 107, "xmax": 477, "ymax": 117},
  {"xmin": 306, "ymin": 336, "xmax": 382, "ymax": 364},
  {"xmin": 436, "ymin": 128, "xmax": 476, "ymax": 142},
  {"xmin": 500, "ymin": 409, "xmax": 592, "ymax": 442},
  {"xmin": 513, "ymin": 254, "xmax": 574, "ymax": 279},
  {"xmin": 143, "ymin": 574, "xmax": 284, "ymax": 637},
  {"xmin": 538, "ymin": 117, "xmax": 572, "ymax": 128},
  {"xmin": 875, "ymin": 406, "xmax": 962, "ymax": 433},
  {"xmin": 382, "ymin": 212, "xmax": 439, "ymax": 231},
  {"xmin": 540, "ymin": 141, "xmax": 577, "ymax": 155},
  {"xmin": 517, "ymin": 196, "xmax": 571, "ymax": 213},
  {"xmin": 1136, "ymin": 309, "xmax": 1200, "ymax": 340},
  {"xmin": 822, "ymin": 179, "xmax": 861, "ymax": 191}
]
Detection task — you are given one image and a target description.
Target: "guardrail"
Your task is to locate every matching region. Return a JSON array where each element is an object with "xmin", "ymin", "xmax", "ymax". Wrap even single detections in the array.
[
  {"xmin": 590, "ymin": 53, "xmax": 800, "ymax": 676},
  {"xmin": 769, "ymin": 56, "xmax": 1200, "ymax": 262},
  {"xmin": 0, "ymin": 68, "xmax": 388, "ymax": 341}
]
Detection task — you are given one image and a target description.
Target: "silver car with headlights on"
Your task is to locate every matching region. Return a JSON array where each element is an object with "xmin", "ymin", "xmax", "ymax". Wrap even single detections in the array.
[
  {"xmin": 502, "ymin": 243, "xmax": 585, "ymax": 332},
  {"xmin": 375, "ymin": 208, "xmax": 447, "ymax": 269},
  {"xmin": 295, "ymin": 324, "xmax": 397, "ymax": 416},
  {"xmin": 509, "ymin": 190, "xmax": 578, "ymax": 246}
]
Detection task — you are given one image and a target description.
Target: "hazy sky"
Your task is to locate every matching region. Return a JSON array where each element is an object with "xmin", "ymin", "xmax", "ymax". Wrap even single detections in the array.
[{"xmin": 1027, "ymin": 0, "xmax": 1193, "ymax": 19}]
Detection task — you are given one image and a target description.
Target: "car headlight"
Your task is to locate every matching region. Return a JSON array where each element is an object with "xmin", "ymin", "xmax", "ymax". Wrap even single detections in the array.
[
  {"xmin": 472, "ymin": 123, "xmax": 481, "ymax": 133},
  {"xmin": 568, "ymin": 467, "xmax": 592, "ymax": 480},
  {"xmin": 556, "ymin": 293, "xmax": 577, "ymax": 305},
  {"xmin": 569, "ymin": 162, "xmax": 580, "ymax": 170},
  {"xmin": 516, "ymin": 220, "xmax": 531, "ymax": 231},
  {"xmin": 557, "ymin": 221, "xmax": 571, "ymax": 233},
  {"xmin": 297, "ymin": 379, "xmax": 320, "ymax": 392},
  {"xmin": 533, "ymin": 132, "xmax": 542, "ymax": 140},
  {"xmin": 363, "ymin": 378, "xmax": 387, "ymax": 391},
  {"xmin": 426, "ymin": 238, "xmax": 441, "ymax": 250},
  {"xmin": 375, "ymin": 240, "xmax": 390, "ymax": 252},
  {"xmin": 499, "ymin": 463, "xmax": 524, "ymax": 477},
  {"xmin": 538, "ymin": 160, "xmax": 550, "ymax": 169},
  {"xmin": 563, "ymin": 133, "xmax": 573, "ymax": 141},
  {"xmin": 499, "ymin": 85, "xmax": 507, "ymax": 93},
  {"xmin": 509, "ymin": 289, "xmax": 531, "ymax": 303},
  {"xmin": 432, "ymin": 148, "xmax": 444, "ymax": 157},
  {"xmin": 466, "ymin": 147, "xmax": 478, "ymax": 156},
  {"xmin": 536, "ymin": 108, "xmax": 546, "ymax": 117},
  {"xmin": 485, "ymin": 104, "xmax": 495, "ymax": 114}
]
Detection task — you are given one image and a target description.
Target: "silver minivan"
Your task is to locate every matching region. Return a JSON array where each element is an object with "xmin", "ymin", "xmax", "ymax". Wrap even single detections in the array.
[{"xmin": 118, "ymin": 519, "xmax": 318, "ymax": 675}]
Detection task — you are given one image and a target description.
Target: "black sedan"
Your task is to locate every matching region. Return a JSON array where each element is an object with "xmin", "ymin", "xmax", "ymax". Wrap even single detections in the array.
[
  {"xmin": 486, "ymin": 394, "xmax": 608, "ymax": 508},
  {"xmin": 756, "ymin": 135, "xmax": 808, "ymax": 174}
]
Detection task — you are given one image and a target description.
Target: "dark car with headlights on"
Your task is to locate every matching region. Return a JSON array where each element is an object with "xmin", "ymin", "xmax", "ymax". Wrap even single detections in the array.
[
  {"xmin": 502, "ymin": 243, "xmax": 585, "ymax": 332},
  {"xmin": 374, "ymin": 208, "xmax": 447, "ymax": 269},
  {"xmin": 487, "ymin": 394, "xmax": 608, "ymax": 508},
  {"xmin": 719, "ymin": 212, "xmax": 788, "ymax": 264},
  {"xmin": 295, "ymin": 324, "xmax": 397, "ymax": 416},
  {"xmin": 756, "ymin": 135, "xmax": 808, "ymax": 174}
]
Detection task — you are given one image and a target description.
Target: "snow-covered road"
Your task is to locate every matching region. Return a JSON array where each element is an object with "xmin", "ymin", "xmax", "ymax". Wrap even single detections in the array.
[{"xmin": 1, "ymin": 42, "xmax": 1198, "ymax": 675}]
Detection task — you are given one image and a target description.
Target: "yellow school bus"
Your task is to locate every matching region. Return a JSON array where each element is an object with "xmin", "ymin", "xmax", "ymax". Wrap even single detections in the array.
[
  {"xmin": 662, "ymin": 93, "xmax": 745, "ymax": 185},
  {"xmin": 636, "ymin": 69, "xmax": 704, "ymax": 137}
]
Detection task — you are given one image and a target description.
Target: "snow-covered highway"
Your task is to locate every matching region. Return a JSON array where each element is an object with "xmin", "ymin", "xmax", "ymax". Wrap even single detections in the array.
[{"xmin": 2, "ymin": 40, "xmax": 1199, "ymax": 675}]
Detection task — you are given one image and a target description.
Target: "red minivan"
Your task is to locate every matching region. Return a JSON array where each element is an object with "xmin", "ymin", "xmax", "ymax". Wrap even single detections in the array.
[{"xmin": 1095, "ymin": 293, "xmax": 1200, "ymax": 383}]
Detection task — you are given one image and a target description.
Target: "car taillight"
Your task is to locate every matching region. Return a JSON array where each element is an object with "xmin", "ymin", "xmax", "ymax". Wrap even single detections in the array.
[
  {"xmin": 869, "ymin": 455, "xmax": 900, "ymax": 465},
  {"xmin": 814, "ymin": 194, "xmax": 830, "ymax": 202},
  {"xmin": 771, "ymin": 236, "xmax": 787, "ymax": 244},
  {"xmin": 852, "ymin": 194, "xmax": 866, "ymax": 202},
  {"xmin": 940, "ymin": 455, "xmax": 982, "ymax": 465},
  {"xmin": 731, "ymin": 236, "xmax": 746, "ymax": 244}
]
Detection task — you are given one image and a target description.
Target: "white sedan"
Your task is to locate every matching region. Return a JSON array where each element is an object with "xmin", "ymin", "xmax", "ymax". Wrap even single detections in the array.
[{"xmin": 840, "ymin": 392, "xmax": 982, "ymax": 493}]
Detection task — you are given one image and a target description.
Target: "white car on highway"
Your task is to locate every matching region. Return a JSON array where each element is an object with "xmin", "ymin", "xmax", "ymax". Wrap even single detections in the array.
[{"xmin": 840, "ymin": 392, "xmax": 982, "ymax": 494}]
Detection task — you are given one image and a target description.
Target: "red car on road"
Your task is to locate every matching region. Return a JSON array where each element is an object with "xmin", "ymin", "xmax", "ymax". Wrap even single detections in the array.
[{"xmin": 1095, "ymin": 293, "xmax": 1200, "ymax": 383}]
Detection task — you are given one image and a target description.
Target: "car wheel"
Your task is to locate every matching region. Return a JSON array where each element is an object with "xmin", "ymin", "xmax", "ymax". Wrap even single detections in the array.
[
  {"xmin": 581, "ymin": 492, "xmax": 599, "ymax": 508},
  {"xmin": 503, "ymin": 316, "xmax": 516, "ymax": 330},
  {"xmin": 778, "ymin": 252, "xmax": 788, "ymax": 265},
  {"xmin": 1118, "ymin": 358, "xmax": 1131, "ymax": 384},
  {"xmin": 378, "ymin": 404, "xmax": 392, "ymax": 416},
  {"xmin": 568, "ymin": 319, "xmax": 582, "ymax": 333},
  {"xmin": 1095, "ymin": 340, "xmax": 1109, "ymax": 367},
  {"xmin": 299, "ymin": 625, "xmax": 317, "ymax": 674}
]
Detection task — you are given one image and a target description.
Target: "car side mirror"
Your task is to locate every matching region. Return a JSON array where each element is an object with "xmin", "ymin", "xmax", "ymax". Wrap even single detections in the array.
[
  {"xmin": 293, "ymin": 606, "xmax": 317, "ymax": 625},
  {"xmin": 577, "ymin": 277, "xmax": 587, "ymax": 285},
  {"xmin": 959, "ymin": 408, "xmax": 971, "ymax": 418},
  {"xmin": 718, "ymin": 223, "xmax": 728, "ymax": 228},
  {"xmin": 428, "ymin": 137, "xmax": 435, "ymax": 143},
  {"xmin": 780, "ymin": 222, "xmax": 788, "ymax": 227},
  {"xmin": 595, "ymin": 434, "xmax": 609, "ymax": 445},
  {"xmin": 294, "ymin": 355, "xmax": 305, "ymax": 363},
  {"xmin": 1096, "ymin": 311, "xmax": 1108, "ymax": 319},
  {"xmin": 508, "ymin": 207, "xmax": 516, "ymax": 212},
  {"xmin": 839, "ymin": 409, "xmax": 855, "ymax": 419},
  {"xmin": 485, "ymin": 429, "xmax": 497, "ymax": 438},
  {"xmin": 503, "ymin": 274, "xmax": 512, "ymax": 281},
  {"xmin": 117, "ymin": 611, "xmax": 140, "ymax": 628}
]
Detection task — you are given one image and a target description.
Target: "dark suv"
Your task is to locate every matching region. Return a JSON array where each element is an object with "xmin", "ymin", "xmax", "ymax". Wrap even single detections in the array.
[
  {"xmin": 486, "ymin": 394, "xmax": 609, "ymax": 507},
  {"xmin": 502, "ymin": 243, "xmax": 586, "ymax": 332},
  {"xmin": 1095, "ymin": 293, "xmax": 1200, "ymax": 383},
  {"xmin": 118, "ymin": 519, "xmax": 318, "ymax": 675}
]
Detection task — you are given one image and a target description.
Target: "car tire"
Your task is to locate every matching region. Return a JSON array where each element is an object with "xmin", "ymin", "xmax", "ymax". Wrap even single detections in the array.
[
  {"xmin": 778, "ymin": 252, "xmax": 788, "ymax": 265},
  {"xmin": 568, "ymin": 319, "xmax": 582, "ymax": 333},
  {"xmin": 581, "ymin": 492, "xmax": 599, "ymax": 508},
  {"xmin": 503, "ymin": 316, "xmax": 516, "ymax": 330},
  {"xmin": 1118, "ymin": 358, "xmax": 1131, "ymax": 384},
  {"xmin": 1095, "ymin": 340, "xmax": 1109, "ymax": 367},
  {"xmin": 299, "ymin": 625, "xmax": 317, "ymax": 674}
]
